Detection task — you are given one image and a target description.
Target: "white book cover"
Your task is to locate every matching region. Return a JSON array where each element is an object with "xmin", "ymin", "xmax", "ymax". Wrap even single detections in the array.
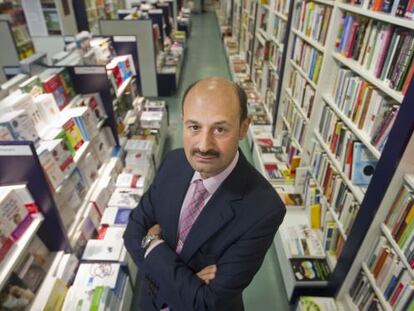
[
  {"xmin": 55, "ymin": 253, "xmax": 79, "ymax": 285},
  {"xmin": 38, "ymin": 150, "xmax": 66, "ymax": 190},
  {"xmin": 0, "ymin": 109, "xmax": 40, "ymax": 145},
  {"xmin": 37, "ymin": 139, "xmax": 75, "ymax": 176},
  {"xmin": 107, "ymin": 187, "xmax": 142, "ymax": 208},
  {"xmin": 102, "ymin": 227, "xmax": 126, "ymax": 240},
  {"xmin": 116, "ymin": 173, "xmax": 145, "ymax": 189},
  {"xmin": 82, "ymin": 239, "xmax": 123, "ymax": 261},
  {"xmin": 73, "ymin": 263, "xmax": 121, "ymax": 288},
  {"xmin": 125, "ymin": 139, "xmax": 154, "ymax": 153},
  {"xmin": 100, "ymin": 207, "xmax": 132, "ymax": 226}
]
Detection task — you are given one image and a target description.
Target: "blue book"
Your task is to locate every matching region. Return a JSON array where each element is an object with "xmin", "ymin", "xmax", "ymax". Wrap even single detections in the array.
[
  {"xmin": 351, "ymin": 142, "xmax": 378, "ymax": 185},
  {"xmin": 115, "ymin": 208, "xmax": 132, "ymax": 225}
]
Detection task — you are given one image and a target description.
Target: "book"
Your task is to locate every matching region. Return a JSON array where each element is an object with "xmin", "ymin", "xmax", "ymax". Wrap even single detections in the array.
[
  {"xmin": 297, "ymin": 296, "xmax": 338, "ymax": 311},
  {"xmin": 41, "ymin": 73, "xmax": 69, "ymax": 110},
  {"xmin": 82, "ymin": 239, "xmax": 124, "ymax": 262},
  {"xmin": 19, "ymin": 75, "xmax": 44, "ymax": 97},
  {"xmin": 73, "ymin": 263, "xmax": 121, "ymax": 288},
  {"xmin": 107, "ymin": 187, "xmax": 142, "ymax": 209},
  {"xmin": 351, "ymin": 142, "xmax": 377, "ymax": 185},
  {"xmin": 100, "ymin": 208, "xmax": 132, "ymax": 226},
  {"xmin": 289, "ymin": 258, "xmax": 331, "ymax": 283}
]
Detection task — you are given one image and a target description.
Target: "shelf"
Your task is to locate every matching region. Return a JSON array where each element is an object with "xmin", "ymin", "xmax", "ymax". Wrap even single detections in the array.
[
  {"xmin": 270, "ymin": 34, "xmax": 284, "ymax": 50},
  {"xmin": 0, "ymin": 214, "xmax": 44, "ymax": 290},
  {"xmin": 285, "ymin": 88, "xmax": 310, "ymax": 122},
  {"xmin": 256, "ymin": 30, "xmax": 267, "ymax": 46},
  {"xmin": 269, "ymin": 61, "xmax": 279, "ymax": 73},
  {"xmin": 361, "ymin": 263, "xmax": 393, "ymax": 311},
  {"xmin": 289, "ymin": 60, "xmax": 318, "ymax": 89},
  {"xmin": 313, "ymin": 130, "xmax": 365, "ymax": 203},
  {"xmin": 311, "ymin": 0, "xmax": 335, "ymax": 5},
  {"xmin": 337, "ymin": 3, "xmax": 414, "ymax": 31},
  {"xmin": 322, "ymin": 94, "xmax": 381, "ymax": 160},
  {"xmin": 340, "ymin": 294, "xmax": 359, "ymax": 311},
  {"xmin": 308, "ymin": 170, "xmax": 348, "ymax": 240},
  {"xmin": 292, "ymin": 28, "xmax": 325, "ymax": 53},
  {"xmin": 380, "ymin": 223, "xmax": 414, "ymax": 279},
  {"xmin": 404, "ymin": 174, "xmax": 414, "ymax": 190},
  {"xmin": 257, "ymin": 28, "xmax": 269, "ymax": 41},
  {"xmin": 282, "ymin": 117, "xmax": 304, "ymax": 153},
  {"xmin": 67, "ymin": 160, "xmax": 110, "ymax": 243},
  {"xmin": 332, "ymin": 52, "xmax": 404, "ymax": 103},
  {"xmin": 326, "ymin": 253, "xmax": 338, "ymax": 271},
  {"xmin": 270, "ymin": 8, "xmax": 288, "ymax": 21},
  {"xmin": 116, "ymin": 76, "xmax": 134, "ymax": 98},
  {"xmin": 73, "ymin": 141, "xmax": 90, "ymax": 164}
]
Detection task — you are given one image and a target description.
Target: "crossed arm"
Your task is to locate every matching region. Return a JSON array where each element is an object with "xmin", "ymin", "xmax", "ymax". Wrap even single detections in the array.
[{"xmin": 123, "ymin": 181, "xmax": 284, "ymax": 310}]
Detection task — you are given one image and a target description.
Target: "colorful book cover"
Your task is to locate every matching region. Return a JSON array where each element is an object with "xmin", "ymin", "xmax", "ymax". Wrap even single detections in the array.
[
  {"xmin": 351, "ymin": 142, "xmax": 377, "ymax": 185},
  {"xmin": 62, "ymin": 118, "xmax": 84, "ymax": 152},
  {"xmin": 19, "ymin": 75, "xmax": 44, "ymax": 97},
  {"xmin": 289, "ymin": 258, "xmax": 331, "ymax": 282},
  {"xmin": 42, "ymin": 74, "xmax": 68, "ymax": 110}
]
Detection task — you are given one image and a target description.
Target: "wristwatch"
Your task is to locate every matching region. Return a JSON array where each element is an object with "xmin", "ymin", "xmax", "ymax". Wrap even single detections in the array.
[{"xmin": 141, "ymin": 234, "xmax": 161, "ymax": 249}]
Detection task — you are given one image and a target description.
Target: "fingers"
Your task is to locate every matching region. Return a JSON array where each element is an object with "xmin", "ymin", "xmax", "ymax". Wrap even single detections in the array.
[
  {"xmin": 148, "ymin": 224, "xmax": 161, "ymax": 235},
  {"xmin": 196, "ymin": 265, "xmax": 217, "ymax": 284}
]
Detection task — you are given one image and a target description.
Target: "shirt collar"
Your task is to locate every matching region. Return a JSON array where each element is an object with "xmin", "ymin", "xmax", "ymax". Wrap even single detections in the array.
[{"xmin": 192, "ymin": 151, "xmax": 239, "ymax": 195}]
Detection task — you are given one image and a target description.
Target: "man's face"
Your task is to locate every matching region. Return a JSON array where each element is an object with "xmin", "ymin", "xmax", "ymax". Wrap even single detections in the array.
[{"xmin": 182, "ymin": 79, "xmax": 250, "ymax": 178}]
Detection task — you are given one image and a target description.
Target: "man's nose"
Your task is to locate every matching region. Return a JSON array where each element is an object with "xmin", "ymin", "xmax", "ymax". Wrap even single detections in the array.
[{"xmin": 198, "ymin": 130, "xmax": 214, "ymax": 151}]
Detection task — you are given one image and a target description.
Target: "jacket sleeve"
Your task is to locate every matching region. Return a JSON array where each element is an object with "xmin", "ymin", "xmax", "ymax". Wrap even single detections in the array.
[{"xmin": 143, "ymin": 204, "xmax": 286, "ymax": 310}]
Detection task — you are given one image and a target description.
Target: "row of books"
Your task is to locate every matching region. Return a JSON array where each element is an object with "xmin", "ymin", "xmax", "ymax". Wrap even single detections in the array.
[
  {"xmin": 385, "ymin": 181, "xmax": 414, "ymax": 257},
  {"xmin": 272, "ymin": 0, "xmax": 291, "ymax": 16},
  {"xmin": 0, "ymin": 235, "xmax": 53, "ymax": 310},
  {"xmin": 259, "ymin": 5, "xmax": 269, "ymax": 32},
  {"xmin": 0, "ymin": 185, "xmax": 40, "ymax": 262},
  {"xmin": 287, "ymin": 68, "xmax": 315, "ymax": 119},
  {"xmin": 284, "ymin": 224, "xmax": 325, "ymax": 258},
  {"xmin": 282, "ymin": 96, "xmax": 308, "ymax": 148},
  {"xmin": 343, "ymin": 0, "xmax": 414, "ymax": 19},
  {"xmin": 365, "ymin": 235, "xmax": 414, "ymax": 308},
  {"xmin": 336, "ymin": 13, "xmax": 414, "ymax": 94},
  {"xmin": 291, "ymin": 36, "xmax": 324, "ymax": 84},
  {"xmin": 350, "ymin": 270, "xmax": 389, "ymax": 310},
  {"xmin": 318, "ymin": 105, "xmax": 378, "ymax": 185},
  {"xmin": 294, "ymin": 0, "xmax": 332, "ymax": 46},
  {"xmin": 272, "ymin": 13, "xmax": 287, "ymax": 44},
  {"xmin": 309, "ymin": 142, "xmax": 360, "ymax": 235},
  {"xmin": 269, "ymin": 40, "xmax": 283, "ymax": 75},
  {"xmin": 331, "ymin": 67, "xmax": 400, "ymax": 151}
]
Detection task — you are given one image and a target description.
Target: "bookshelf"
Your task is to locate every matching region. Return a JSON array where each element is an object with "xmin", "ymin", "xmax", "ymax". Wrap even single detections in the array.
[
  {"xmin": 0, "ymin": 214, "xmax": 44, "ymax": 290},
  {"xmin": 270, "ymin": 0, "xmax": 414, "ymax": 301}
]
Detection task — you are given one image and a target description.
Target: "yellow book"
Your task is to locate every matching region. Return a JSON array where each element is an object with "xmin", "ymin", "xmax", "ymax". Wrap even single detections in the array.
[{"xmin": 310, "ymin": 204, "xmax": 321, "ymax": 229}]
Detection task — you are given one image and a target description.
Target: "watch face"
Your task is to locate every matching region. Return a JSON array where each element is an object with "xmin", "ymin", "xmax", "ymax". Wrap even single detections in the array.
[{"xmin": 141, "ymin": 236, "xmax": 149, "ymax": 249}]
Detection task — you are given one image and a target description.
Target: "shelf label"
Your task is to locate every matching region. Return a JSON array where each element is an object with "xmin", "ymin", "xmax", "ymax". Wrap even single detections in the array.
[
  {"xmin": 113, "ymin": 36, "xmax": 136, "ymax": 42},
  {"xmin": 74, "ymin": 67, "xmax": 106, "ymax": 75},
  {"xmin": 0, "ymin": 145, "xmax": 32, "ymax": 156}
]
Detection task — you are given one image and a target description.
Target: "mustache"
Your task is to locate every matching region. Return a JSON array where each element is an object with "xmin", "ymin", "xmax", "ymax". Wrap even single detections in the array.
[{"xmin": 192, "ymin": 149, "xmax": 220, "ymax": 157}]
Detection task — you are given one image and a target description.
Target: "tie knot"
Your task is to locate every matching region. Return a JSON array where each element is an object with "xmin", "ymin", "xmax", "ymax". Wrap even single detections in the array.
[{"xmin": 194, "ymin": 179, "xmax": 209, "ymax": 197}]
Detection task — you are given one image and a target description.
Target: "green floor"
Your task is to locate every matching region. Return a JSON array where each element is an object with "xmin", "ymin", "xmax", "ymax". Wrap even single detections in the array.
[{"xmin": 133, "ymin": 11, "xmax": 291, "ymax": 311}]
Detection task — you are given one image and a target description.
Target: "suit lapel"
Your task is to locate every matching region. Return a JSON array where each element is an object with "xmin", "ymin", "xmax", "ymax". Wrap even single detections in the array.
[
  {"xmin": 162, "ymin": 161, "xmax": 193, "ymax": 248},
  {"xmin": 179, "ymin": 152, "xmax": 250, "ymax": 263}
]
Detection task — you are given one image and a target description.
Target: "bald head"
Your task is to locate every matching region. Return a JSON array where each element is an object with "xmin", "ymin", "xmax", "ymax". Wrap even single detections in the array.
[{"xmin": 182, "ymin": 77, "xmax": 248, "ymax": 122}]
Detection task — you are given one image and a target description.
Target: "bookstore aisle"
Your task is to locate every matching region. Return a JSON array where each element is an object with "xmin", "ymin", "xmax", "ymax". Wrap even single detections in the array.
[{"xmin": 132, "ymin": 10, "xmax": 291, "ymax": 311}]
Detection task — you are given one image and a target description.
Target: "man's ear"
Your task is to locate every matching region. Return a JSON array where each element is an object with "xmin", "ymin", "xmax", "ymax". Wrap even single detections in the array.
[{"xmin": 239, "ymin": 117, "xmax": 251, "ymax": 140}]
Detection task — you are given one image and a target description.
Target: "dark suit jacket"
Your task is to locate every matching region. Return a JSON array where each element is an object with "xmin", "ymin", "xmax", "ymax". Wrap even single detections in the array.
[{"xmin": 123, "ymin": 148, "xmax": 286, "ymax": 311}]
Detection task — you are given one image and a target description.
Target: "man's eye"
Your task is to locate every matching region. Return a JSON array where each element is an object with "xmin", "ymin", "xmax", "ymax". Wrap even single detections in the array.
[
  {"xmin": 189, "ymin": 125, "xmax": 200, "ymax": 131},
  {"xmin": 215, "ymin": 127, "xmax": 225, "ymax": 133}
]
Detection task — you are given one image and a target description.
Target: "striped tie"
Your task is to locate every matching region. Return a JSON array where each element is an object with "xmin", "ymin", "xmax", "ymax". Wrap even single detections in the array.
[{"xmin": 176, "ymin": 179, "xmax": 209, "ymax": 254}]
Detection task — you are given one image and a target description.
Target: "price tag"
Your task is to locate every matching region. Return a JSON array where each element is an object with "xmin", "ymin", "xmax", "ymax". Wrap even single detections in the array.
[
  {"xmin": 0, "ymin": 145, "xmax": 32, "ymax": 156},
  {"xmin": 74, "ymin": 67, "xmax": 106, "ymax": 75}
]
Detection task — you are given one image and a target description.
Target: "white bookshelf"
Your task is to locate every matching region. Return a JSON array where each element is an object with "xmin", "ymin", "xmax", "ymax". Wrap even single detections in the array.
[
  {"xmin": 336, "ymin": 2, "xmax": 414, "ymax": 31},
  {"xmin": 291, "ymin": 28, "xmax": 326, "ymax": 53},
  {"xmin": 285, "ymin": 89, "xmax": 310, "ymax": 122},
  {"xmin": 361, "ymin": 263, "xmax": 393, "ymax": 311},
  {"xmin": 332, "ymin": 52, "xmax": 404, "ymax": 103},
  {"xmin": 289, "ymin": 60, "xmax": 318, "ymax": 89},
  {"xmin": 322, "ymin": 94, "xmax": 381, "ymax": 159},
  {"xmin": 0, "ymin": 214, "xmax": 44, "ymax": 290},
  {"xmin": 380, "ymin": 223, "xmax": 414, "ymax": 280},
  {"xmin": 313, "ymin": 130, "xmax": 365, "ymax": 203}
]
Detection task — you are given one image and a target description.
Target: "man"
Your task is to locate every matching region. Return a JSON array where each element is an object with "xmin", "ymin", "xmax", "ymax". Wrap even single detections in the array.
[{"xmin": 123, "ymin": 77, "xmax": 286, "ymax": 311}]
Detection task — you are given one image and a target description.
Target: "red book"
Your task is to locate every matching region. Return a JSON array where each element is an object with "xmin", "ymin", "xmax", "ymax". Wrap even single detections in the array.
[
  {"xmin": 42, "ymin": 74, "xmax": 68, "ymax": 110},
  {"xmin": 373, "ymin": 0, "xmax": 385, "ymax": 10},
  {"xmin": 97, "ymin": 226, "xmax": 108, "ymax": 239},
  {"xmin": 345, "ymin": 22, "xmax": 359, "ymax": 58}
]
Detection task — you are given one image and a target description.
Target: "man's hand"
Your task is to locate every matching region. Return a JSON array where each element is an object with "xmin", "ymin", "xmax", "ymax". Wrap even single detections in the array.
[
  {"xmin": 148, "ymin": 224, "xmax": 161, "ymax": 235},
  {"xmin": 196, "ymin": 265, "xmax": 217, "ymax": 285}
]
